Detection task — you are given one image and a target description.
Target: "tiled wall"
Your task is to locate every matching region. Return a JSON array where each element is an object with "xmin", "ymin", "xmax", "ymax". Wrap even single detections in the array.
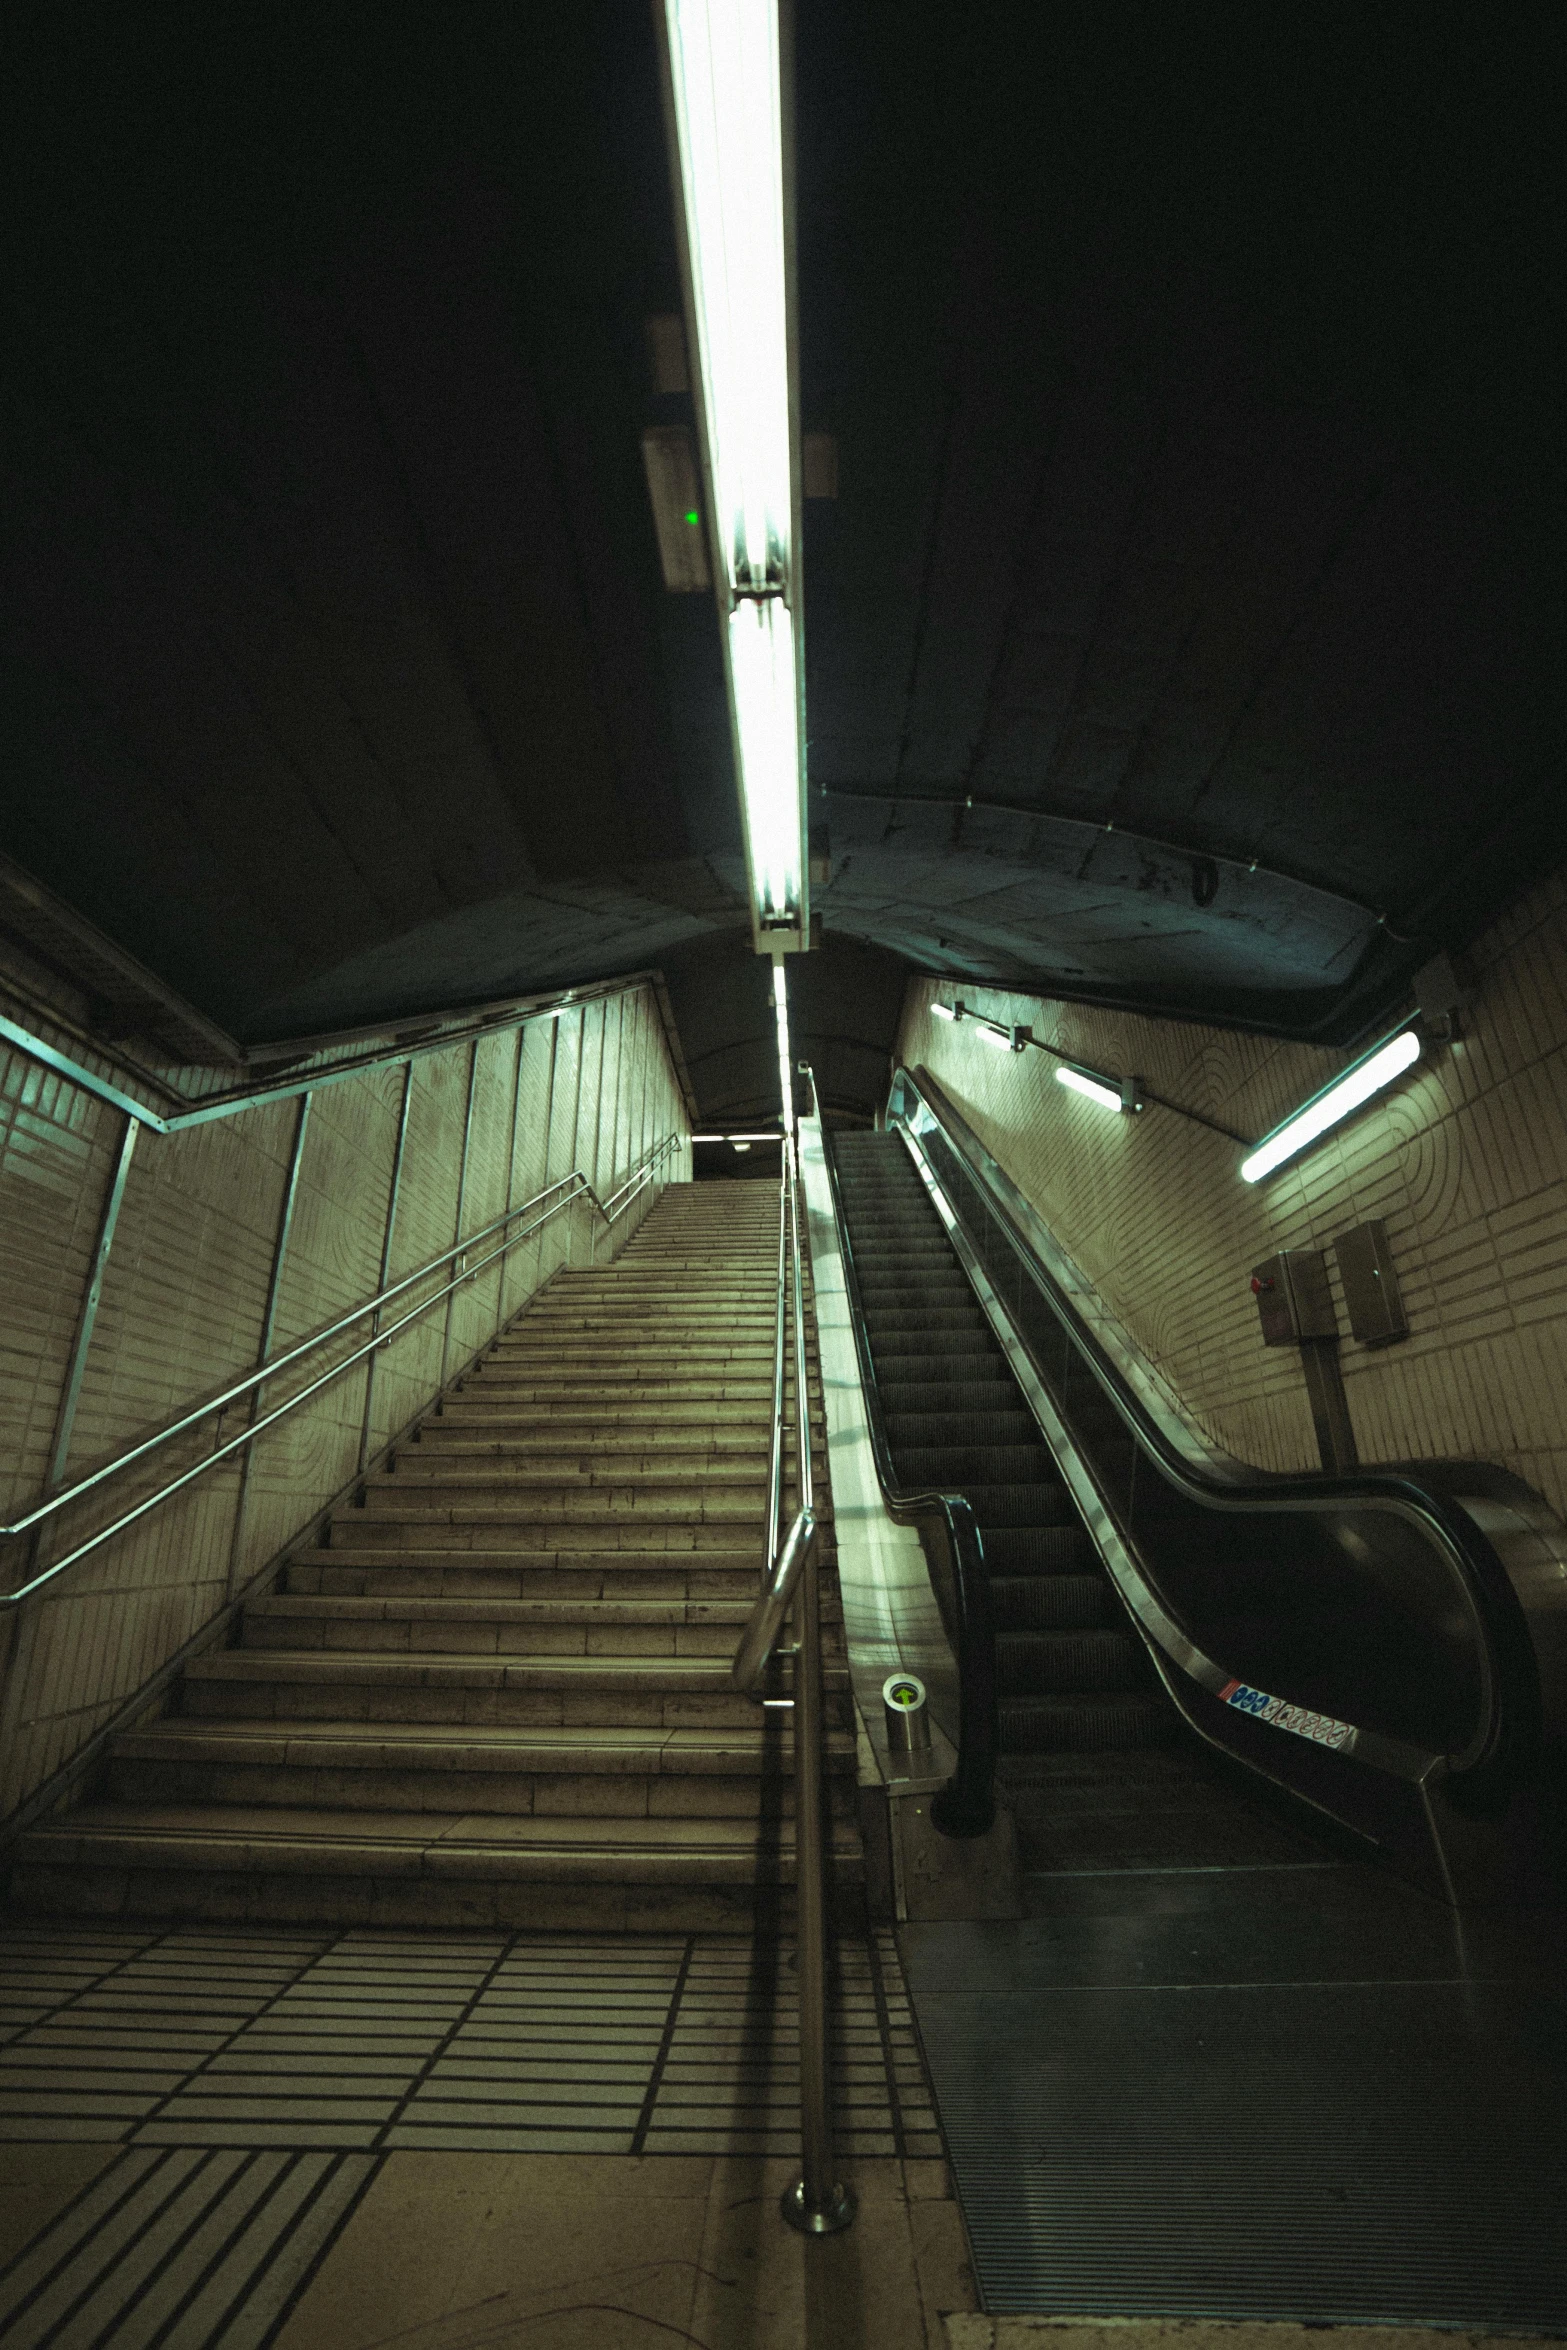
[
  {"xmin": 898, "ymin": 868, "xmax": 1567, "ymax": 1523},
  {"xmin": 0, "ymin": 982, "xmax": 690, "ymax": 1823}
]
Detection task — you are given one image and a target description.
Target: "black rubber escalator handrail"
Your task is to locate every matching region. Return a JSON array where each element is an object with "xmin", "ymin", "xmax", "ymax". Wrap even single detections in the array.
[
  {"xmin": 823, "ymin": 1132, "xmax": 998, "ymax": 1836},
  {"xmin": 900, "ymin": 1064, "xmax": 1543, "ymax": 1793}
]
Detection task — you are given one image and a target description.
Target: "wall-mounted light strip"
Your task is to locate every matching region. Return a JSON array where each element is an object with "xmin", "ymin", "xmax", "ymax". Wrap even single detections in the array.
[
  {"xmin": 978, "ymin": 1020, "xmax": 1028, "ymax": 1052},
  {"xmin": 661, "ymin": 0, "xmax": 806, "ymax": 951},
  {"xmin": 931, "ymin": 1000, "xmax": 965, "ymax": 1023},
  {"xmin": 1240, "ymin": 1028, "xmax": 1421, "ymax": 1184},
  {"xmin": 693, "ymin": 1131, "xmax": 785, "ymax": 1144},
  {"xmin": 1055, "ymin": 1065, "xmax": 1121, "ymax": 1113}
]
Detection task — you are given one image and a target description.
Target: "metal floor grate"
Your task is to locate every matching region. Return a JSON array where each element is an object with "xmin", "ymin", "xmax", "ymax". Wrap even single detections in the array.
[
  {"xmin": 901, "ymin": 1858, "xmax": 1567, "ymax": 2332},
  {"xmin": 0, "ymin": 1922, "xmax": 941, "ymax": 2160}
]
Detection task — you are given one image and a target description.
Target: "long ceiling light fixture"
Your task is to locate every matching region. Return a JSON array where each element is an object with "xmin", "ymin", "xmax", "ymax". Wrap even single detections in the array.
[
  {"xmin": 1239, "ymin": 1028, "xmax": 1422, "ymax": 1184},
  {"xmin": 659, "ymin": 0, "xmax": 808, "ymax": 956},
  {"xmin": 773, "ymin": 960, "xmax": 795, "ymax": 1135}
]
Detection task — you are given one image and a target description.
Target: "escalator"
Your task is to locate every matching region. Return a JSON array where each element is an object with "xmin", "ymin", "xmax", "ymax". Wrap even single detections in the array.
[
  {"xmin": 833, "ymin": 1130, "xmax": 1172, "ymax": 1762},
  {"xmin": 827, "ymin": 1067, "xmax": 1566, "ymax": 1902},
  {"xmin": 817, "ymin": 1069, "xmax": 1567, "ymax": 2328}
]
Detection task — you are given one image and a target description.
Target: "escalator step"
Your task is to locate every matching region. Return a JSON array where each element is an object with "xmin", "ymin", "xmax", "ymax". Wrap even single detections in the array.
[
  {"xmin": 998, "ymin": 1693, "xmax": 1176, "ymax": 1753},
  {"xmin": 878, "ymin": 1382, "xmax": 1021, "ymax": 1415},
  {"xmin": 861, "ymin": 1306, "xmax": 988, "ymax": 1334},
  {"xmin": 996, "ymin": 1628, "xmax": 1147, "ymax": 1694},
  {"xmin": 870, "ymin": 1336, "xmax": 1005, "ymax": 1367},
  {"xmin": 886, "ymin": 1412, "xmax": 1036, "ymax": 1446},
  {"xmin": 893, "ymin": 1445, "xmax": 1058, "ymax": 1485},
  {"xmin": 856, "ymin": 1274, "xmax": 974, "ymax": 1300},
  {"xmin": 961, "ymin": 1482, "xmax": 1072, "ymax": 1528},
  {"xmin": 981, "ymin": 1527, "xmax": 1094, "ymax": 1573},
  {"xmin": 991, "ymin": 1573, "xmax": 1115, "ymax": 1629}
]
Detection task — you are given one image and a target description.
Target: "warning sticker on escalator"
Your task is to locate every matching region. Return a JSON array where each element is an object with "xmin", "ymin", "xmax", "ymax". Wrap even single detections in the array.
[{"xmin": 1217, "ymin": 1678, "xmax": 1353, "ymax": 1752}]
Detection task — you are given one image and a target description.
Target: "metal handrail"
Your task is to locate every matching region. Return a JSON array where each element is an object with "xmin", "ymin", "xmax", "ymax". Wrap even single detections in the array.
[
  {"xmin": 818, "ymin": 1125, "xmax": 999, "ymax": 1836},
  {"xmin": 734, "ymin": 1139, "xmax": 817, "ymax": 1692},
  {"xmin": 729, "ymin": 1106, "xmax": 853, "ymax": 2237},
  {"xmin": 1, "ymin": 1131, "xmax": 684, "ymax": 1608}
]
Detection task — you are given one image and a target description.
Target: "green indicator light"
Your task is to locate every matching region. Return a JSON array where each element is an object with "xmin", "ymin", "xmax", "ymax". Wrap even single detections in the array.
[{"xmin": 685, "ymin": 510, "xmax": 700, "ymax": 526}]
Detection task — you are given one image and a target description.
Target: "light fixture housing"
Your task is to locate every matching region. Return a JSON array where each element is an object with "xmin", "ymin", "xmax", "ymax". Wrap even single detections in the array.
[
  {"xmin": 931, "ymin": 1000, "xmax": 962, "ymax": 1023},
  {"xmin": 773, "ymin": 959, "xmax": 795, "ymax": 1134},
  {"xmin": 1240, "ymin": 1027, "xmax": 1422, "ymax": 1184},
  {"xmin": 1055, "ymin": 1064, "xmax": 1122, "ymax": 1113},
  {"xmin": 659, "ymin": 0, "xmax": 807, "ymax": 953},
  {"xmin": 978, "ymin": 1021, "xmax": 1029, "ymax": 1052}
]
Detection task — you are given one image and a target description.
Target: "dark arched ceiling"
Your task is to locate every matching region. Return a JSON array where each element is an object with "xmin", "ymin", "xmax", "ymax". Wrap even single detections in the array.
[{"xmin": 2, "ymin": 3, "xmax": 1561, "ymax": 1127}]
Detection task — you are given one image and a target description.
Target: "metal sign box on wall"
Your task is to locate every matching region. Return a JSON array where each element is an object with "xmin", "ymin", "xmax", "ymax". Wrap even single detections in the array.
[
  {"xmin": 1334, "ymin": 1218, "xmax": 1410, "ymax": 1347},
  {"xmin": 1249, "ymin": 1249, "xmax": 1338, "ymax": 1348}
]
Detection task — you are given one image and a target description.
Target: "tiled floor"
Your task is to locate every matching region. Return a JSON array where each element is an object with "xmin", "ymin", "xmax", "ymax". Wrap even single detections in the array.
[{"xmin": 0, "ymin": 1922, "xmax": 941, "ymax": 2159}]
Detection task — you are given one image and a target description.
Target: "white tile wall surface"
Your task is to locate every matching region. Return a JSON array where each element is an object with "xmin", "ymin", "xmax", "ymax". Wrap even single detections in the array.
[{"xmin": 0, "ymin": 983, "xmax": 690, "ymax": 1824}]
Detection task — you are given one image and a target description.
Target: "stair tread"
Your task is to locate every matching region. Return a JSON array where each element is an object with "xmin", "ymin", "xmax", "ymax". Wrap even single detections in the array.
[
  {"xmin": 19, "ymin": 1805, "xmax": 863, "ymax": 1881},
  {"xmin": 190, "ymin": 1649, "xmax": 838, "ymax": 1689},
  {"xmin": 116, "ymin": 1719, "xmax": 856, "ymax": 1766},
  {"xmin": 251, "ymin": 1594, "xmax": 755, "ymax": 1623}
]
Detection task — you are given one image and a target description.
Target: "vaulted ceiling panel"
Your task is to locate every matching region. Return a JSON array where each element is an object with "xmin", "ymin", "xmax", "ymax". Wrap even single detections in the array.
[{"xmin": 0, "ymin": 0, "xmax": 1560, "ymax": 1129}]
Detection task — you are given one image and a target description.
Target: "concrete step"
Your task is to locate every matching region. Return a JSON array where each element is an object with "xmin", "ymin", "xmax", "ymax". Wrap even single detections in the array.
[
  {"xmin": 439, "ymin": 1381, "xmax": 817, "ymax": 1400},
  {"xmin": 439, "ymin": 1381, "xmax": 784, "ymax": 1400},
  {"xmin": 106, "ymin": 1719, "xmax": 860, "ymax": 1819},
  {"xmin": 408, "ymin": 1426, "xmax": 775, "ymax": 1457},
  {"xmin": 180, "ymin": 1647, "xmax": 852, "ymax": 1732},
  {"xmin": 7, "ymin": 1804, "xmax": 865, "ymax": 1931},
  {"xmin": 323, "ymin": 1522, "xmax": 772, "ymax": 1556},
  {"xmin": 393, "ymin": 1448, "xmax": 775, "ymax": 1481},
  {"xmin": 476, "ymin": 1345, "xmax": 779, "ymax": 1371},
  {"xmin": 511, "ymin": 1308, "xmax": 777, "ymax": 1333},
  {"xmin": 242, "ymin": 1591, "xmax": 764, "ymax": 1656},
  {"xmin": 343, "ymin": 1496, "xmax": 771, "ymax": 1538},
  {"xmin": 367, "ymin": 1462, "xmax": 771, "ymax": 1497},
  {"xmin": 284, "ymin": 1547, "xmax": 767, "ymax": 1598}
]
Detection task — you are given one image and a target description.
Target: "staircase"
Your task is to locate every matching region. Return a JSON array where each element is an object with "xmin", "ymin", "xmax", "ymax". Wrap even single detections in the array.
[
  {"xmin": 9, "ymin": 1181, "xmax": 862, "ymax": 1932},
  {"xmin": 830, "ymin": 1132, "xmax": 1172, "ymax": 1759}
]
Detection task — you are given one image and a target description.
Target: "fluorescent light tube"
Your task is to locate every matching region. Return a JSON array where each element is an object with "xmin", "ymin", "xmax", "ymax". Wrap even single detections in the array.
[
  {"xmin": 1055, "ymin": 1065, "xmax": 1123, "ymax": 1113},
  {"xmin": 931, "ymin": 1001, "xmax": 957, "ymax": 1022},
  {"xmin": 662, "ymin": 0, "xmax": 805, "ymax": 946},
  {"xmin": 1240, "ymin": 1028, "xmax": 1421, "ymax": 1184},
  {"xmin": 773, "ymin": 959, "xmax": 795, "ymax": 1134},
  {"xmin": 664, "ymin": 0, "xmax": 791, "ymax": 596},
  {"xmin": 729, "ymin": 596, "xmax": 801, "ymax": 925}
]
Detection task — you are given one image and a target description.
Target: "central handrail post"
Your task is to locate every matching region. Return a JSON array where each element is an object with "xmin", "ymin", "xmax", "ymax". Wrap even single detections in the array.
[{"xmin": 779, "ymin": 1127, "xmax": 854, "ymax": 2238}]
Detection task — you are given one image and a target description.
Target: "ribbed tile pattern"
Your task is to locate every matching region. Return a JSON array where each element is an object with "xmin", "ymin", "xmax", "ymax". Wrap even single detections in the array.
[{"xmin": 0, "ymin": 1923, "xmax": 939, "ymax": 2161}]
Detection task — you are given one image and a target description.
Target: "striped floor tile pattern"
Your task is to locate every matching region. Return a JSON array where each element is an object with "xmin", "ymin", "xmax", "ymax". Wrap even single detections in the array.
[
  {"xmin": 0, "ymin": 1923, "xmax": 941, "ymax": 2159},
  {"xmin": 0, "ymin": 2147, "xmax": 376, "ymax": 2350}
]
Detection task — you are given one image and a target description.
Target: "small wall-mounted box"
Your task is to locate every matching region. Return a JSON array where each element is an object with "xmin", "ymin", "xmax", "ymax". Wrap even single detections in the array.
[
  {"xmin": 1333, "ymin": 1218, "xmax": 1409, "ymax": 1346},
  {"xmin": 1250, "ymin": 1249, "xmax": 1338, "ymax": 1346}
]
